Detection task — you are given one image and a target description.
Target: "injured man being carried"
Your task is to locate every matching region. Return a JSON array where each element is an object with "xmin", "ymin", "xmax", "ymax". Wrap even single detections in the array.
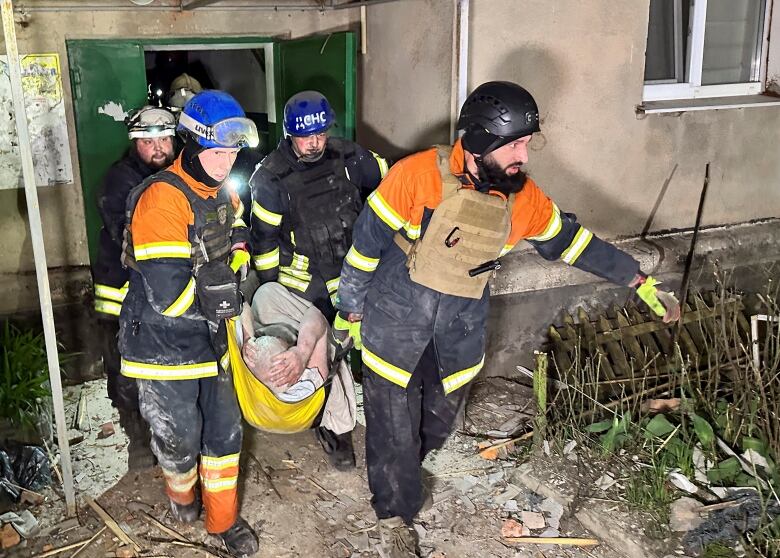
[{"xmin": 228, "ymin": 282, "xmax": 357, "ymax": 469}]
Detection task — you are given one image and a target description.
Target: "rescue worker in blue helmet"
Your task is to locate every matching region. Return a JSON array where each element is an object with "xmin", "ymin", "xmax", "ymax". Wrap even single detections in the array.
[
  {"xmin": 92, "ymin": 106, "xmax": 177, "ymax": 471},
  {"xmin": 248, "ymin": 90, "xmax": 389, "ymax": 469},
  {"xmin": 118, "ymin": 90, "xmax": 259, "ymax": 557},
  {"xmin": 335, "ymin": 81, "xmax": 680, "ymax": 557}
]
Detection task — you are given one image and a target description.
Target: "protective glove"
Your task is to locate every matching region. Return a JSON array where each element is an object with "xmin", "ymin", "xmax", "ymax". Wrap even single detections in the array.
[
  {"xmin": 229, "ymin": 248, "xmax": 251, "ymax": 282},
  {"xmin": 636, "ymin": 275, "xmax": 681, "ymax": 323},
  {"xmin": 333, "ymin": 311, "xmax": 363, "ymax": 350}
]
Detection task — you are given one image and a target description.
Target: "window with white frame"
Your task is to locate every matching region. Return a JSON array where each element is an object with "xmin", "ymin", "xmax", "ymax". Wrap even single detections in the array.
[{"xmin": 643, "ymin": 0, "xmax": 771, "ymax": 102}]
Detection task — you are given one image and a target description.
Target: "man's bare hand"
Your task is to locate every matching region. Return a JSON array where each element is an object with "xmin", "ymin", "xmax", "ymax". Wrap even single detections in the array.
[{"xmin": 268, "ymin": 346, "xmax": 306, "ymax": 387}]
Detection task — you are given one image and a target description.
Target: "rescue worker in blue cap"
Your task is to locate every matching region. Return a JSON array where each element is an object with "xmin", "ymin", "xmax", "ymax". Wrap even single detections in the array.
[
  {"xmin": 119, "ymin": 90, "xmax": 260, "ymax": 556},
  {"xmin": 248, "ymin": 91, "xmax": 389, "ymax": 469}
]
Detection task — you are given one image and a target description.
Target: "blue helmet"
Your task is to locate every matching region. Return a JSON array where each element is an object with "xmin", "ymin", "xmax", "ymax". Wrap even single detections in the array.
[
  {"xmin": 178, "ymin": 90, "xmax": 259, "ymax": 149},
  {"xmin": 283, "ymin": 91, "xmax": 335, "ymax": 137}
]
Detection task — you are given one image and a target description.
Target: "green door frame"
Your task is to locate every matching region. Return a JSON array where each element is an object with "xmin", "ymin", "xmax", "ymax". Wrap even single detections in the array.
[{"xmin": 68, "ymin": 32, "xmax": 356, "ymax": 264}]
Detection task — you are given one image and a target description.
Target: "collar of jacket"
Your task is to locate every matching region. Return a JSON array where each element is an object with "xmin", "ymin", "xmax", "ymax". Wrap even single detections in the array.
[
  {"xmin": 169, "ymin": 153, "xmax": 221, "ymax": 200},
  {"xmin": 449, "ymin": 139, "xmax": 510, "ymax": 201}
]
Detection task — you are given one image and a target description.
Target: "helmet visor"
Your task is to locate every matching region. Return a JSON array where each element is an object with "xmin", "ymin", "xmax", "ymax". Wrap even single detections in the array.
[
  {"xmin": 213, "ymin": 117, "xmax": 260, "ymax": 149},
  {"xmin": 178, "ymin": 113, "xmax": 260, "ymax": 148}
]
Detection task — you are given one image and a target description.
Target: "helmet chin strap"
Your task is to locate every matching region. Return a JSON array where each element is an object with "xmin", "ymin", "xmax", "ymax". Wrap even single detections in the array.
[{"xmin": 290, "ymin": 137, "xmax": 326, "ymax": 163}]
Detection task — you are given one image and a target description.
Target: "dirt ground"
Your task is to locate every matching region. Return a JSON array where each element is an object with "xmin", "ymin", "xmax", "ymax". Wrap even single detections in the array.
[{"xmin": 4, "ymin": 379, "xmax": 621, "ymax": 558}]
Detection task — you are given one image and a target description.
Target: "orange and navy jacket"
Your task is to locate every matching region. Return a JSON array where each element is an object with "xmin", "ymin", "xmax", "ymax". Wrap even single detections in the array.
[
  {"xmin": 118, "ymin": 154, "xmax": 247, "ymax": 381},
  {"xmin": 336, "ymin": 140, "xmax": 640, "ymax": 315}
]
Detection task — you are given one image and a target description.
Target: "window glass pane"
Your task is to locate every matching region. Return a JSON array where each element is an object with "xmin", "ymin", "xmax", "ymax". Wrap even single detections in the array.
[
  {"xmin": 645, "ymin": 0, "xmax": 676, "ymax": 81},
  {"xmin": 701, "ymin": 0, "xmax": 765, "ymax": 85}
]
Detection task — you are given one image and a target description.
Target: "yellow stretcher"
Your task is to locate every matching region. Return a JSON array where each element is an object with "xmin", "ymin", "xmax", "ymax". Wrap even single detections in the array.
[{"xmin": 227, "ymin": 318, "xmax": 326, "ymax": 434}]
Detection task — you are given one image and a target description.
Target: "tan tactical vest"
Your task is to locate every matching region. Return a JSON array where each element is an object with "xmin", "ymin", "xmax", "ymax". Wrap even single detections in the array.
[{"xmin": 394, "ymin": 146, "xmax": 514, "ymax": 299}]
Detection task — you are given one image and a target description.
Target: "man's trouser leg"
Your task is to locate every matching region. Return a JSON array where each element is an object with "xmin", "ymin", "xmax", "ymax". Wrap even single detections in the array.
[
  {"xmin": 363, "ymin": 342, "xmax": 467, "ymax": 524},
  {"xmin": 198, "ymin": 371, "xmax": 243, "ymax": 534},
  {"xmin": 103, "ymin": 320, "xmax": 154, "ymax": 469},
  {"xmin": 138, "ymin": 379, "xmax": 201, "ymax": 509}
]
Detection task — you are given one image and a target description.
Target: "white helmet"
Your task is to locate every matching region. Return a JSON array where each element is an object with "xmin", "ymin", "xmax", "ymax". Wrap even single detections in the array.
[{"xmin": 126, "ymin": 106, "xmax": 176, "ymax": 139}]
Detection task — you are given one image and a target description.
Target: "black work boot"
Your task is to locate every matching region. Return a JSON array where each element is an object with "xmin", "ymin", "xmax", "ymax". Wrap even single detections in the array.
[
  {"xmin": 118, "ymin": 409, "xmax": 156, "ymax": 470},
  {"xmin": 169, "ymin": 497, "xmax": 201, "ymax": 523},
  {"xmin": 219, "ymin": 516, "xmax": 259, "ymax": 557},
  {"xmin": 315, "ymin": 426, "xmax": 356, "ymax": 471}
]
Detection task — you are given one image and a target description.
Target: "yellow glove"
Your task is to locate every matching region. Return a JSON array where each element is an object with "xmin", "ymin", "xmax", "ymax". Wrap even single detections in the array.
[
  {"xmin": 333, "ymin": 312, "xmax": 363, "ymax": 350},
  {"xmin": 636, "ymin": 276, "xmax": 681, "ymax": 323},
  {"xmin": 229, "ymin": 249, "xmax": 250, "ymax": 281}
]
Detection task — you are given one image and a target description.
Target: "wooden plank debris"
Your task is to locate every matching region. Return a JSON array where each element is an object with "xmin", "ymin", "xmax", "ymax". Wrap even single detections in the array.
[{"xmin": 87, "ymin": 499, "xmax": 142, "ymax": 554}]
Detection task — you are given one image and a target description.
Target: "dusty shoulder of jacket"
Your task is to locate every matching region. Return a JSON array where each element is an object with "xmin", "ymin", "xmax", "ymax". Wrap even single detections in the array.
[{"xmin": 137, "ymin": 181, "xmax": 189, "ymax": 211}]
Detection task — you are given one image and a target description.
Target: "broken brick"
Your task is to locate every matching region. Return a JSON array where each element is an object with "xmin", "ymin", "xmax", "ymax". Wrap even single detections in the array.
[
  {"xmin": 98, "ymin": 422, "xmax": 115, "ymax": 439},
  {"xmin": 1, "ymin": 523, "xmax": 21, "ymax": 549},
  {"xmin": 501, "ymin": 519, "xmax": 529, "ymax": 538}
]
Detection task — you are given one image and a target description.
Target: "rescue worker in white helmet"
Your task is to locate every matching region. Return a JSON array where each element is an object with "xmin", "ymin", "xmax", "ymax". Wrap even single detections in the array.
[
  {"xmin": 92, "ymin": 106, "xmax": 176, "ymax": 470},
  {"xmin": 118, "ymin": 90, "xmax": 260, "ymax": 557},
  {"xmin": 248, "ymin": 90, "xmax": 389, "ymax": 469},
  {"xmin": 335, "ymin": 81, "xmax": 681, "ymax": 557}
]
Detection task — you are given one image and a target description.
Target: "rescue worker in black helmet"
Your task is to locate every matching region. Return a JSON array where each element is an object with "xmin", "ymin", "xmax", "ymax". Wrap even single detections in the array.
[
  {"xmin": 119, "ymin": 90, "xmax": 259, "ymax": 557},
  {"xmin": 92, "ymin": 105, "xmax": 176, "ymax": 470},
  {"xmin": 335, "ymin": 80, "xmax": 680, "ymax": 557},
  {"xmin": 248, "ymin": 90, "xmax": 389, "ymax": 469}
]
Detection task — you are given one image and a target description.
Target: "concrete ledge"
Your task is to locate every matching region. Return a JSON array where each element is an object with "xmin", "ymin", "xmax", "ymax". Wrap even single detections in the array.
[
  {"xmin": 491, "ymin": 219, "xmax": 780, "ymax": 296},
  {"xmin": 485, "ymin": 219, "xmax": 780, "ymax": 376}
]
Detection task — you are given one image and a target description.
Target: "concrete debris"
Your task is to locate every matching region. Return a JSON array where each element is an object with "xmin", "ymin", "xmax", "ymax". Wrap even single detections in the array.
[
  {"xmin": 668, "ymin": 471, "xmax": 698, "ymax": 494},
  {"xmin": 542, "ymin": 440, "xmax": 551, "ymax": 456},
  {"xmin": 501, "ymin": 519, "xmax": 530, "ymax": 538},
  {"xmin": 0, "ymin": 510, "xmax": 39, "ymax": 538},
  {"xmin": 520, "ymin": 511, "xmax": 546, "ymax": 530},
  {"xmin": 493, "ymin": 484, "xmax": 522, "ymax": 505},
  {"xmin": 741, "ymin": 448, "xmax": 770, "ymax": 470},
  {"xmin": 539, "ymin": 527, "xmax": 560, "ymax": 538},
  {"xmin": 539, "ymin": 498, "xmax": 564, "ymax": 530},
  {"xmin": 98, "ymin": 421, "xmax": 115, "ymax": 439},
  {"xmin": 1, "ymin": 523, "xmax": 21, "ymax": 549},
  {"xmin": 669, "ymin": 497, "xmax": 705, "ymax": 532},
  {"xmin": 453, "ymin": 474, "xmax": 480, "ymax": 493},
  {"xmin": 593, "ymin": 472, "xmax": 617, "ymax": 491},
  {"xmin": 456, "ymin": 494, "xmax": 476, "ymax": 514},
  {"xmin": 413, "ymin": 523, "xmax": 427, "ymax": 540},
  {"xmin": 503, "ymin": 499, "xmax": 519, "ymax": 513},
  {"xmin": 562, "ymin": 440, "xmax": 577, "ymax": 455},
  {"xmin": 486, "ymin": 470, "xmax": 505, "ymax": 485}
]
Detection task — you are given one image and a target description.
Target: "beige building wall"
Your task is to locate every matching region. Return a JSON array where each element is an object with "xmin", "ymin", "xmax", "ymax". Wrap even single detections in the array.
[
  {"xmin": 0, "ymin": 6, "xmax": 356, "ymax": 313},
  {"xmin": 360, "ymin": 0, "xmax": 780, "ymax": 237}
]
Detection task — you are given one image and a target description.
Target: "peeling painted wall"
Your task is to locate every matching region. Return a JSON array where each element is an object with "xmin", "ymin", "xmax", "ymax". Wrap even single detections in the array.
[{"xmin": 0, "ymin": 7, "xmax": 356, "ymax": 314}]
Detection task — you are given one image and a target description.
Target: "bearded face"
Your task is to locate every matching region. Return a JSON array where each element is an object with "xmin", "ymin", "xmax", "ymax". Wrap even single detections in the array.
[
  {"xmin": 478, "ymin": 152, "xmax": 528, "ymax": 193},
  {"xmin": 135, "ymin": 137, "xmax": 175, "ymax": 170}
]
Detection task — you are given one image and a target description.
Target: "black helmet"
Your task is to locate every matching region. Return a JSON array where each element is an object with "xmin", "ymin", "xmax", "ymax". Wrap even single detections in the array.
[{"xmin": 457, "ymin": 81, "xmax": 540, "ymax": 157}]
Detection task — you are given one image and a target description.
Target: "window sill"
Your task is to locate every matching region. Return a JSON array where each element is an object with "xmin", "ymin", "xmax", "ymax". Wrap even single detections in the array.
[{"xmin": 637, "ymin": 94, "xmax": 780, "ymax": 114}]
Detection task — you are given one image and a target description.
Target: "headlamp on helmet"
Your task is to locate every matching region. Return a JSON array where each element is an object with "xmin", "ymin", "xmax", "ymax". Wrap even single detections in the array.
[{"xmin": 126, "ymin": 106, "xmax": 176, "ymax": 140}]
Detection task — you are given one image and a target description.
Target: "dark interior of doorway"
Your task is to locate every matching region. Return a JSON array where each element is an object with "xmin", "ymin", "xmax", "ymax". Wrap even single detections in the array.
[{"xmin": 144, "ymin": 48, "xmax": 270, "ymax": 220}]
